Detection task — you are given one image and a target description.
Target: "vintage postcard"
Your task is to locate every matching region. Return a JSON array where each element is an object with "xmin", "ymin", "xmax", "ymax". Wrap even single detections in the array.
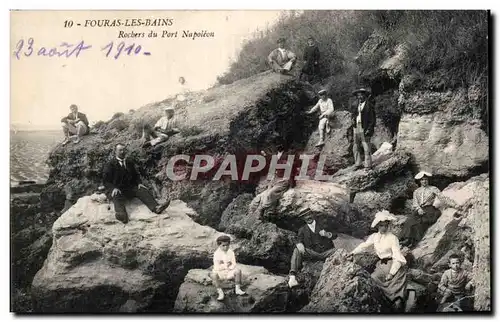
[{"xmin": 10, "ymin": 10, "xmax": 490, "ymax": 313}]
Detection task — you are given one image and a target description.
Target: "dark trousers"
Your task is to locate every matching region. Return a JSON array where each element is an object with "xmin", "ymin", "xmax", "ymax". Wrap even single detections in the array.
[
  {"xmin": 289, "ymin": 247, "xmax": 336, "ymax": 275},
  {"xmin": 112, "ymin": 186, "xmax": 159, "ymax": 223}
]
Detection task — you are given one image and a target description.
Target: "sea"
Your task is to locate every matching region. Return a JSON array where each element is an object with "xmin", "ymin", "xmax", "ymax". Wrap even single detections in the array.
[{"xmin": 10, "ymin": 130, "xmax": 62, "ymax": 186}]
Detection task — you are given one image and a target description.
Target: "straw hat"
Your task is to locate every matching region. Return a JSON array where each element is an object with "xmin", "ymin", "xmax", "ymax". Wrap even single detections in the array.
[
  {"xmin": 318, "ymin": 89, "xmax": 327, "ymax": 95},
  {"xmin": 414, "ymin": 171, "xmax": 432, "ymax": 180},
  {"xmin": 164, "ymin": 106, "xmax": 174, "ymax": 112},
  {"xmin": 371, "ymin": 210, "xmax": 397, "ymax": 228}
]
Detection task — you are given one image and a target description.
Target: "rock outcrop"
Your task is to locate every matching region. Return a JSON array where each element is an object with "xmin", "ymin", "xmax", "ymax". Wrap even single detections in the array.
[
  {"xmin": 174, "ymin": 265, "xmax": 289, "ymax": 312},
  {"xmin": 32, "ymin": 198, "xmax": 243, "ymax": 312}
]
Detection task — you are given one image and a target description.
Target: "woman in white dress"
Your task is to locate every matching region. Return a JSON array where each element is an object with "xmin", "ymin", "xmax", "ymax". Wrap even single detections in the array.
[{"xmin": 347, "ymin": 210, "xmax": 411, "ymax": 312}]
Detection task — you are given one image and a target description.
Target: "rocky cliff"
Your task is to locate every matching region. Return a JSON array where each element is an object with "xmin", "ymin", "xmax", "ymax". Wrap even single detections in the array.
[{"xmin": 14, "ymin": 28, "xmax": 490, "ymax": 313}]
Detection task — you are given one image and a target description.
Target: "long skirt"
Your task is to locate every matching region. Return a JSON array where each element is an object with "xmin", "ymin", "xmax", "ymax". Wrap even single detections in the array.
[
  {"xmin": 371, "ymin": 259, "xmax": 408, "ymax": 303},
  {"xmin": 401, "ymin": 206, "xmax": 441, "ymax": 244}
]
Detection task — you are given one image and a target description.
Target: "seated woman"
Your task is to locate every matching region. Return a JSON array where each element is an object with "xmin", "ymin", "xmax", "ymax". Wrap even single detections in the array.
[
  {"xmin": 347, "ymin": 210, "xmax": 414, "ymax": 312},
  {"xmin": 401, "ymin": 171, "xmax": 460, "ymax": 247}
]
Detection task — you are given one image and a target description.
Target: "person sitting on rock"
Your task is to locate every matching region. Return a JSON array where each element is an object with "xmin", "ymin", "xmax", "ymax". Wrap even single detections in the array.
[
  {"xmin": 400, "ymin": 171, "xmax": 460, "ymax": 247},
  {"xmin": 307, "ymin": 89, "xmax": 334, "ymax": 147},
  {"xmin": 299, "ymin": 36, "xmax": 320, "ymax": 82},
  {"xmin": 437, "ymin": 253, "xmax": 474, "ymax": 311},
  {"xmin": 288, "ymin": 209, "xmax": 337, "ymax": 288},
  {"xmin": 351, "ymin": 88, "xmax": 376, "ymax": 169},
  {"xmin": 210, "ymin": 235, "xmax": 246, "ymax": 301},
  {"xmin": 61, "ymin": 104, "xmax": 90, "ymax": 145},
  {"xmin": 141, "ymin": 106, "xmax": 180, "ymax": 147},
  {"xmin": 103, "ymin": 143, "xmax": 170, "ymax": 224},
  {"xmin": 267, "ymin": 37, "xmax": 297, "ymax": 74},
  {"xmin": 347, "ymin": 210, "xmax": 413, "ymax": 312}
]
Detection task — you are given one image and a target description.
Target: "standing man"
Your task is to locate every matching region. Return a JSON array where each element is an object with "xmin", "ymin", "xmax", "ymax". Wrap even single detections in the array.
[
  {"xmin": 288, "ymin": 209, "xmax": 337, "ymax": 288},
  {"xmin": 307, "ymin": 89, "xmax": 334, "ymax": 147},
  {"xmin": 267, "ymin": 37, "xmax": 297, "ymax": 74},
  {"xmin": 103, "ymin": 143, "xmax": 170, "ymax": 223},
  {"xmin": 142, "ymin": 106, "xmax": 181, "ymax": 147},
  {"xmin": 300, "ymin": 36, "xmax": 320, "ymax": 82},
  {"xmin": 351, "ymin": 88, "xmax": 376, "ymax": 169},
  {"xmin": 61, "ymin": 104, "xmax": 89, "ymax": 145}
]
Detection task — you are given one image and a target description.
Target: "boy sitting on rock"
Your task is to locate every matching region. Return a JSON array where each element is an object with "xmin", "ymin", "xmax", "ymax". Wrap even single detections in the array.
[
  {"xmin": 438, "ymin": 254, "xmax": 474, "ymax": 310},
  {"xmin": 210, "ymin": 235, "xmax": 246, "ymax": 301}
]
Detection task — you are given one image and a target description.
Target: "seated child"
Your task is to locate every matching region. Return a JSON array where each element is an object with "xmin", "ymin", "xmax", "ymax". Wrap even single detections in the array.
[
  {"xmin": 210, "ymin": 235, "xmax": 246, "ymax": 301},
  {"xmin": 438, "ymin": 254, "xmax": 474, "ymax": 309}
]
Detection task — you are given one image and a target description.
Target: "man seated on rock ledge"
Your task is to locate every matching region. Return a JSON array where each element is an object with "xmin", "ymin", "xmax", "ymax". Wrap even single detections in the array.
[
  {"xmin": 103, "ymin": 143, "xmax": 170, "ymax": 223},
  {"xmin": 267, "ymin": 37, "xmax": 297, "ymax": 75},
  {"xmin": 141, "ymin": 106, "xmax": 180, "ymax": 148},
  {"xmin": 288, "ymin": 209, "xmax": 337, "ymax": 288},
  {"xmin": 60, "ymin": 104, "xmax": 90, "ymax": 145}
]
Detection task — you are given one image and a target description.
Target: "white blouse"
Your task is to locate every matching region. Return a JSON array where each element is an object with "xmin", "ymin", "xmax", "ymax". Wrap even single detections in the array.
[{"xmin": 351, "ymin": 232, "xmax": 407, "ymax": 275}]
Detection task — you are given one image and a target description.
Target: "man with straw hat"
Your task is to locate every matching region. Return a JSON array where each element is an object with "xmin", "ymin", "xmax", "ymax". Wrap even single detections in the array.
[
  {"xmin": 351, "ymin": 87, "xmax": 376, "ymax": 169},
  {"xmin": 307, "ymin": 89, "xmax": 334, "ymax": 147},
  {"xmin": 288, "ymin": 208, "xmax": 337, "ymax": 288},
  {"xmin": 267, "ymin": 37, "xmax": 297, "ymax": 74},
  {"xmin": 141, "ymin": 106, "xmax": 180, "ymax": 147}
]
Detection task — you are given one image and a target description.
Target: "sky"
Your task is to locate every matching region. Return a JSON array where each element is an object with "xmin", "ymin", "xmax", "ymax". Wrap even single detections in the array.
[{"xmin": 10, "ymin": 10, "xmax": 282, "ymax": 130}]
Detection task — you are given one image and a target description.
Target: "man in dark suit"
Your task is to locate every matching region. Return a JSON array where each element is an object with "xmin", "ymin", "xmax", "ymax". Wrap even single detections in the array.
[
  {"xmin": 103, "ymin": 143, "xmax": 169, "ymax": 223},
  {"xmin": 300, "ymin": 36, "xmax": 320, "ymax": 82},
  {"xmin": 351, "ymin": 88, "xmax": 376, "ymax": 169},
  {"xmin": 288, "ymin": 209, "xmax": 337, "ymax": 288},
  {"xmin": 61, "ymin": 104, "xmax": 90, "ymax": 145}
]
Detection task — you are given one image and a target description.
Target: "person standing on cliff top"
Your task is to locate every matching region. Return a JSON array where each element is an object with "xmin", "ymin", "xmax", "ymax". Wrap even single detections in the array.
[
  {"xmin": 307, "ymin": 89, "xmax": 334, "ymax": 147},
  {"xmin": 103, "ymin": 143, "xmax": 170, "ymax": 223},
  {"xmin": 351, "ymin": 88, "xmax": 376, "ymax": 169},
  {"xmin": 141, "ymin": 106, "xmax": 181, "ymax": 148},
  {"xmin": 300, "ymin": 36, "xmax": 320, "ymax": 82},
  {"xmin": 60, "ymin": 104, "xmax": 89, "ymax": 145},
  {"xmin": 267, "ymin": 37, "xmax": 297, "ymax": 74}
]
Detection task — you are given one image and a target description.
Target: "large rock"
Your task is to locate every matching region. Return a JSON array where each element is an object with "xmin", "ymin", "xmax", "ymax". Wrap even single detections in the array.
[
  {"xmin": 412, "ymin": 175, "xmax": 489, "ymax": 274},
  {"xmin": 31, "ymin": 197, "xmax": 242, "ymax": 312},
  {"xmin": 397, "ymin": 86, "xmax": 488, "ymax": 178},
  {"xmin": 330, "ymin": 150, "xmax": 411, "ymax": 193},
  {"xmin": 352, "ymin": 170, "xmax": 417, "ymax": 220},
  {"xmin": 300, "ymin": 249, "xmax": 384, "ymax": 312},
  {"xmin": 219, "ymin": 193, "xmax": 296, "ymax": 273},
  {"xmin": 468, "ymin": 176, "xmax": 490, "ymax": 311},
  {"xmin": 173, "ymin": 264, "xmax": 289, "ymax": 312},
  {"xmin": 270, "ymin": 180, "xmax": 369, "ymax": 238}
]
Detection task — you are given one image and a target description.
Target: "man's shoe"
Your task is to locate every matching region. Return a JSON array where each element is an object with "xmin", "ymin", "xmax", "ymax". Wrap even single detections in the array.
[
  {"xmin": 155, "ymin": 200, "xmax": 170, "ymax": 214},
  {"xmin": 288, "ymin": 275, "xmax": 299, "ymax": 288}
]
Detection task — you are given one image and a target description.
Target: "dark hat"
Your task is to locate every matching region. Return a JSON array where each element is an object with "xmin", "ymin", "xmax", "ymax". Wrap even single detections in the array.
[
  {"xmin": 216, "ymin": 235, "xmax": 231, "ymax": 245},
  {"xmin": 352, "ymin": 88, "xmax": 372, "ymax": 96},
  {"xmin": 308, "ymin": 36, "xmax": 315, "ymax": 41},
  {"xmin": 277, "ymin": 37, "xmax": 286, "ymax": 44}
]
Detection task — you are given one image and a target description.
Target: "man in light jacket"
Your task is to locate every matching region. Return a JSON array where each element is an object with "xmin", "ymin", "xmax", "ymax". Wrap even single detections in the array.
[{"xmin": 267, "ymin": 37, "xmax": 297, "ymax": 74}]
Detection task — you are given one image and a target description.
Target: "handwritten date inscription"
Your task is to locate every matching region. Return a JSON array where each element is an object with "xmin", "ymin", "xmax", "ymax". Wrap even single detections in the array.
[{"xmin": 13, "ymin": 38, "xmax": 151, "ymax": 60}]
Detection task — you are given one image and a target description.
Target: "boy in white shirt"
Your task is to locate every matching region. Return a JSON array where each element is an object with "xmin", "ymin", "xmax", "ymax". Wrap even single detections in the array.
[
  {"xmin": 210, "ymin": 235, "xmax": 246, "ymax": 301},
  {"xmin": 307, "ymin": 89, "xmax": 334, "ymax": 147}
]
